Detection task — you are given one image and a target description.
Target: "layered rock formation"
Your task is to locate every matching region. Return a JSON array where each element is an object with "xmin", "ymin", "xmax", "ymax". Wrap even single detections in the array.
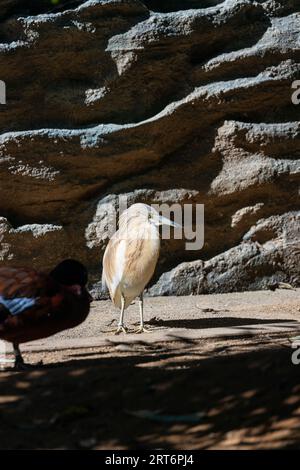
[{"xmin": 0, "ymin": 0, "xmax": 299, "ymax": 294}]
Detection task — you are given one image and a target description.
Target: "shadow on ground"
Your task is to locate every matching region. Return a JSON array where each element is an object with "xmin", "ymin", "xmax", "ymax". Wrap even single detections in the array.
[
  {"xmin": 0, "ymin": 340, "xmax": 299, "ymax": 449},
  {"xmin": 147, "ymin": 317, "xmax": 295, "ymax": 329}
]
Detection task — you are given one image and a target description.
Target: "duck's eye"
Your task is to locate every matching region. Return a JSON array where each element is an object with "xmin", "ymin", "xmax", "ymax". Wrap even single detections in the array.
[{"xmin": 148, "ymin": 213, "xmax": 152, "ymax": 220}]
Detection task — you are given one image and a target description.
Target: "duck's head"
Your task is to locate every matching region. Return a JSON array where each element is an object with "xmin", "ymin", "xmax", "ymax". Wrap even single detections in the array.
[{"xmin": 50, "ymin": 259, "xmax": 92, "ymax": 302}]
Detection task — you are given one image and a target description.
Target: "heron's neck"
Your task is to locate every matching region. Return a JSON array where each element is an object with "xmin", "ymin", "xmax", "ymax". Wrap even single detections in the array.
[
  {"xmin": 122, "ymin": 220, "xmax": 160, "ymax": 242},
  {"xmin": 145, "ymin": 222, "xmax": 160, "ymax": 242}
]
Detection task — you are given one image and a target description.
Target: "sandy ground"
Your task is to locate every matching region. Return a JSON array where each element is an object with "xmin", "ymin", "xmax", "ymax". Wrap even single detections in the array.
[{"xmin": 0, "ymin": 289, "xmax": 300, "ymax": 449}]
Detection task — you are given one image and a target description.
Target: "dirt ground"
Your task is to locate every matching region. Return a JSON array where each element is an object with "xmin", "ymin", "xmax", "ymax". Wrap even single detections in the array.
[{"xmin": 0, "ymin": 289, "xmax": 300, "ymax": 450}]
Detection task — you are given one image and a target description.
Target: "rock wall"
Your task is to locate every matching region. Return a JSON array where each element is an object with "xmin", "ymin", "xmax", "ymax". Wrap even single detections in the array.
[{"xmin": 0, "ymin": 0, "xmax": 299, "ymax": 294}]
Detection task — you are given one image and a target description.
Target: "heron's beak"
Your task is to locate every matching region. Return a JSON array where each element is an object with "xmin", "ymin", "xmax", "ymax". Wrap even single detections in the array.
[{"xmin": 158, "ymin": 215, "xmax": 181, "ymax": 228}]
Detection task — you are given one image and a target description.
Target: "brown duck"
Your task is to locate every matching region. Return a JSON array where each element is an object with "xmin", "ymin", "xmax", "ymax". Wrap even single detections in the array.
[{"xmin": 0, "ymin": 259, "xmax": 92, "ymax": 369}]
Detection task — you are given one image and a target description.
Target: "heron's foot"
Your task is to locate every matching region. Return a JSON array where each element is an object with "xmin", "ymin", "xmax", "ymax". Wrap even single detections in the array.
[
  {"xmin": 115, "ymin": 325, "xmax": 128, "ymax": 335},
  {"xmin": 14, "ymin": 359, "xmax": 43, "ymax": 371},
  {"xmin": 135, "ymin": 325, "xmax": 151, "ymax": 334}
]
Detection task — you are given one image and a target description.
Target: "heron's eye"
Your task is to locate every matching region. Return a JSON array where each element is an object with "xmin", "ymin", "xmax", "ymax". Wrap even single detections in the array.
[{"xmin": 148, "ymin": 213, "xmax": 152, "ymax": 220}]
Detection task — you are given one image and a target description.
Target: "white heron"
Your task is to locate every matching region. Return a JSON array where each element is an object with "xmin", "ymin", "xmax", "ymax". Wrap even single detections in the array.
[{"xmin": 102, "ymin": 203, "xmax": 179, "ymax": 334}]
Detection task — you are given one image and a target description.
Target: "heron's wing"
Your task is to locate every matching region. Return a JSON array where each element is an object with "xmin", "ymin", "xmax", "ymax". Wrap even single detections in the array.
[{"xmin": 102, "ymin": 235, "xmax": 127, "ymax": 299}]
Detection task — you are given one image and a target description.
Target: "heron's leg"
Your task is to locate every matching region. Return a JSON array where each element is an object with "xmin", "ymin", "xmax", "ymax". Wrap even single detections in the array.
[
  {"xmin": 115, "ymin": 295, "xmax": 128, "ymax": 334},
  {"xmin": 136, "ymin": 292, "xmax": 150, "ymax": 333},
  {"xmin": 13, "ymin": 343, "xmax": 43, "ymax": 371}
]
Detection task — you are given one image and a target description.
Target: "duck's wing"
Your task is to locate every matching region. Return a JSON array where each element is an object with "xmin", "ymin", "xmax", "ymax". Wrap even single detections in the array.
[{"xmin": 0, "ymin": 267, "xmax": 59, "ymax": 319}]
